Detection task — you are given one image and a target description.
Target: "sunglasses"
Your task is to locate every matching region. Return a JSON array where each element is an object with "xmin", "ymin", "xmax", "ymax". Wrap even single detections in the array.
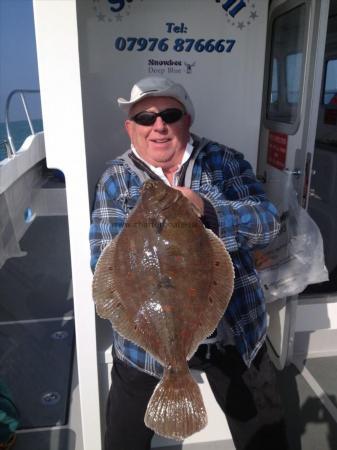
[{"xmin": 130, "ymin": 108, "xmax": 185, "ymax": 126}]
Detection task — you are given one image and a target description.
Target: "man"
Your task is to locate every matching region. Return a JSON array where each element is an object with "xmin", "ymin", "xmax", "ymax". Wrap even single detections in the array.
[{"xmin": 90, "ymin": 76, "xmax": 288, "ymax": 450}]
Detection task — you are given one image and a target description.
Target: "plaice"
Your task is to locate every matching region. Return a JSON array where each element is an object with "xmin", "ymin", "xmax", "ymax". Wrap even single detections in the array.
[{"xmin": 92, "ymin": 179, "xmax": 235, "ymax": 440}]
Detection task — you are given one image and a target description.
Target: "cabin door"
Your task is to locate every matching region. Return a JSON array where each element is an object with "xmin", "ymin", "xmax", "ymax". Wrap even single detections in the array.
[{"xmin": 257, "ymin": 0, "xmax": 332, "ymax": 368}]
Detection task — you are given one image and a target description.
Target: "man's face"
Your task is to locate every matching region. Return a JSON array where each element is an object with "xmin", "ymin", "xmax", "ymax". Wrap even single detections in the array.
[{"xmin": 125, "ymin": 96, "xmax": 191, "ymax": 169}]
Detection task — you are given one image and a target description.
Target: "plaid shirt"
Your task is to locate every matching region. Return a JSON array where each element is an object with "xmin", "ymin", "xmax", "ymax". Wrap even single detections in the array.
[{"xmin": 89, "ymin": 137, "xmax": 280, "ymax": 377}]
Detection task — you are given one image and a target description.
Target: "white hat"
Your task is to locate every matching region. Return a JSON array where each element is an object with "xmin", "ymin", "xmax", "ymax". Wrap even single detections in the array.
[{"xmin": 117, "ymin": 77, "xmax": 195, "ymax": 123}]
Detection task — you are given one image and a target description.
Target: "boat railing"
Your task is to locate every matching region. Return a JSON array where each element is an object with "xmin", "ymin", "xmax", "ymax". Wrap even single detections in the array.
[
  {"xmin": 4, "ymin": 89, "xmax": 41, "ymax": 157},
  {"xmin": 0, "ymin": 138, "xmax": 15, "ymax": 160}
]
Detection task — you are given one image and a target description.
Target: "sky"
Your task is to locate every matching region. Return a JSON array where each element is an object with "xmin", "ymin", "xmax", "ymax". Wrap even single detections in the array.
[{"xmin": 0, "ymin": 0, "xmax": 41, "ymax": 122}]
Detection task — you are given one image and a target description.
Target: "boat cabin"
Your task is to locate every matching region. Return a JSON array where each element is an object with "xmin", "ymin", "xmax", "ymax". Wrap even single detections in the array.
[{"xmin": 1, "ymin": 0, "xmax": 337, "ymax": 448}]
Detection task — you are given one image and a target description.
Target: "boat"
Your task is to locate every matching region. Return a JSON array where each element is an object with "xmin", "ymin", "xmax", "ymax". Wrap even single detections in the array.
[{"xmin": 1, "ymin": 0, "xmax": 337, "ymax": 448}]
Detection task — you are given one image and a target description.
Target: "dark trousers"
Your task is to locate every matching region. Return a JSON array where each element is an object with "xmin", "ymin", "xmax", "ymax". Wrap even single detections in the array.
[{"xmin": 104, "ymin": 344, "xmax": 289, "ymax": 450}]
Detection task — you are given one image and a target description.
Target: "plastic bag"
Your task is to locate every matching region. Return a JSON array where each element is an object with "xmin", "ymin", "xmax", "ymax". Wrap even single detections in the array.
[{"xmin": 254, "ymin": 172, "xmax": 329, "ymax": 302}]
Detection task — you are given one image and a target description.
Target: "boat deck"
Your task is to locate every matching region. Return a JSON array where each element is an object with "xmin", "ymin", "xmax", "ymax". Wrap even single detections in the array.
[
  {"xmin": 154, "ymin": 357, "xmax": 337, "ymax": 450},
  {"xmin": 1, "ymin": 197, "xmax": 337, "ymax": 449},
  {"xmin": 278, "ymin": 356, "xmax": 337, "ymax": 450},
  {"xmin": 0, "ymin": 214, "xmax": 75, "ymax": 430}
]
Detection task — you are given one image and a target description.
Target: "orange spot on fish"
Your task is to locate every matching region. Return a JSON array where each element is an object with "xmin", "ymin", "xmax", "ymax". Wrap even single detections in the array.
[
  {"xmin": 180, "ymin": 328, "xmax": 190, "ymax": 339},
  {"xmin": 163, "ymin": 305, "xmax": 172, "ymax": 313},
  {"xmin": 188, "ymin": 287, "xmax": 197, "ymax": 297}
]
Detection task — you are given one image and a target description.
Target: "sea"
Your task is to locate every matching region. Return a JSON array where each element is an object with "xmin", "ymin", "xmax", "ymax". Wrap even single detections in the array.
[{"xmin": 0, "ymin": 119, "xmax": 43, "ymax": 162}]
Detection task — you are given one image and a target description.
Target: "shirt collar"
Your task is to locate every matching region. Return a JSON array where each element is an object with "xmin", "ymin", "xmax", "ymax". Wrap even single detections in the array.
[{"xmin": 131, "ymin": 137, "xmax": 194, "ymax": 186}]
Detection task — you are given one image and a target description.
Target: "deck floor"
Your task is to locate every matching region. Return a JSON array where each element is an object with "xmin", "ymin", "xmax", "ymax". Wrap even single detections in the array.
[
  {"xmin": 0, "ymin": 216, "xmax": 73, "ymax": 321},
  {"xmin": 0, "ymin": 215, "xmax": 75, "ymax": 429},
  {"xmin": 278, "ymin": 356, "xmax": 337, "ymax": 450},
  {"xmin": 2, "ymin": 216, "xmax": 337, "ymax": 449},
  {"xmin": 154, "ymin": 356, "xmax": 337, "ymax": 449}
]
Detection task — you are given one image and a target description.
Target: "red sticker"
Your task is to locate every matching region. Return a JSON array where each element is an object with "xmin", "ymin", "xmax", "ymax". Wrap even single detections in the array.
[{"xmin": 267, "ymin": 131, "xmax": 288, "ymax": 170}]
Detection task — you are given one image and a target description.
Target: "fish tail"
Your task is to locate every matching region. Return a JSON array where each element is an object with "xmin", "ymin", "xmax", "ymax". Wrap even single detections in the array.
[{"xmin": 144, "ymin": 366, "xmax": 207, "ymax": 440}]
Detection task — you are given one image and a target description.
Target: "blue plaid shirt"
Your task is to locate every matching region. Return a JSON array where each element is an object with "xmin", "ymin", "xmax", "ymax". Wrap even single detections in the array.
[{"xmin": 89, "ymin": 137, "xmax": 280, "ymax": 377}]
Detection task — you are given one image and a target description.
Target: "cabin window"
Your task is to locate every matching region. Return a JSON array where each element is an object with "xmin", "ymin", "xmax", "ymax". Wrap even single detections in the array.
[
  {"xmin": 323, "ymin": 58, "xmax": 337, "ymax": 106},
  {"xmin": 270, "ymin": 59, "xmax": 279, "ymax": 104},
  {"xmin": 286, "ymin": 52, "xmax": 303, "ymax": 104},
  {"xmin": 266, "ymin": 4, "xmax": 306, "ymax": 128}
]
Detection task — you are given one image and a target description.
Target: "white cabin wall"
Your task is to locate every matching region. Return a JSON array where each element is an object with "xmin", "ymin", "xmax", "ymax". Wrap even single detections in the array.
[
  {"xmin": 77, "ymin": 0, "xmax": 270, "ymax": 205},
  {"xmin": 76, "ymin": 1, "xmax": 270, "ymax": 448}
]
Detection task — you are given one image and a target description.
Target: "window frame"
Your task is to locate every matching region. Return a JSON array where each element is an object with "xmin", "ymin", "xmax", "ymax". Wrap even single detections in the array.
[{"xmin": 262, "ymin": 0, "xmax": 310, "ymax": 135}]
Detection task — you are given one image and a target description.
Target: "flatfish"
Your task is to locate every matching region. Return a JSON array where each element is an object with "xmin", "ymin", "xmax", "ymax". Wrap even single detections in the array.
[{"xmin": 92, "ymin": 179, "xmax": 234, "ymax": 440}]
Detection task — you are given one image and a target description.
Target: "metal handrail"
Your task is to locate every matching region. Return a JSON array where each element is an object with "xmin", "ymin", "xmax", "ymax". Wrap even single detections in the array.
[
  {"xmin": 4, "ymin": 89, "xmax": 40, "ymax": 156},
  {"xmin": 0, "ymin": 139, "xmax": 14, "ymax": 160}
]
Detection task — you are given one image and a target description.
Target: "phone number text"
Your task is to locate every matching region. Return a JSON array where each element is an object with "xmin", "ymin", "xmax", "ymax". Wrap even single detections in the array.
[{"xmin": 115, "ymin": 37, "xmax": 236, "ymax": 53}]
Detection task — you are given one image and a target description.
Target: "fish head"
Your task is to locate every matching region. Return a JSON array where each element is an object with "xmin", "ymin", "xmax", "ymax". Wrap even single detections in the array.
[{"xmin": 140, "ymin": 180, "xmax": 181, "ymax": 216}]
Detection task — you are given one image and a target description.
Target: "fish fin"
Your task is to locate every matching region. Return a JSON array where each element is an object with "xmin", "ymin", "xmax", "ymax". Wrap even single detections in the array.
[
  {"xmin": 92, "ymin": 239, "xmax": 142, "ymax": 344},
  {"xmin": 145, "ymin": 366, "xmax": 207, "ymax": 440},
  {"xmin": 205, "ymin": 228, "xmax": 235, "ymax": 315},
  {"xmin": 187, "ymin": 228, "xmax": 235, "ymax": 359}
]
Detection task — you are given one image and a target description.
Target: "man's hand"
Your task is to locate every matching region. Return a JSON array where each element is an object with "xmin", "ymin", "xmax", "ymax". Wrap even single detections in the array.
[{"xmin": 174, "ymin": 187, "xmax": 204, "ymax": 217}]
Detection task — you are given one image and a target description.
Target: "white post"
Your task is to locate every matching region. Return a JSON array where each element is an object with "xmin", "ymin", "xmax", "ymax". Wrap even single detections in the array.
[{"xmin": 32, "ymin": 1, "xmax": 102, "ymax": 449}]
